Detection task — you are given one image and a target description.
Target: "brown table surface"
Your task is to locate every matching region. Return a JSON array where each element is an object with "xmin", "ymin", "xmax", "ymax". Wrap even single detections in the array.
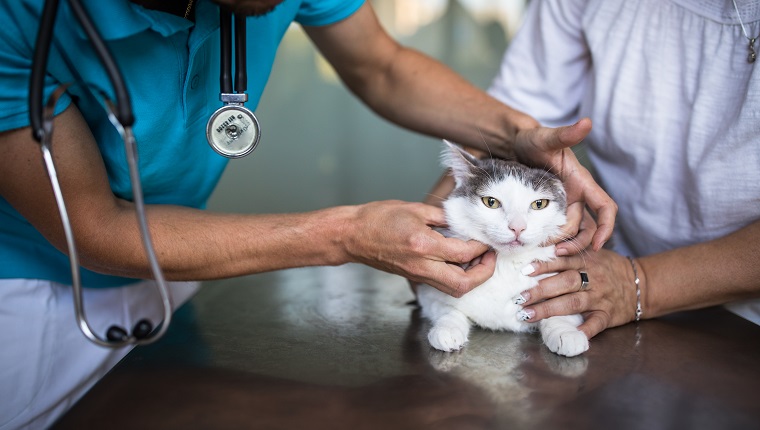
[{"xmin": 54, "ymin": 264, "xmax": 760, "ymax": 430}]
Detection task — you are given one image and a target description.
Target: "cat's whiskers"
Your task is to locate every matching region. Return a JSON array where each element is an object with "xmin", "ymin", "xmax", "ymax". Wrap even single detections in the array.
[
  {"xmin": 572, "ymin": 144, "xmax": 592, "ymax": 167},
  {"xmin": 533, "ymin": 168, "xmax": 555, "ymax": 191},
  {"xmin": 470, "ymin": 157, "xmax": 495, "ymax": 185},
  {"xmin": 476, "ymin": 127, "xmax": 494, "ymax": 160},
  {"xmin": 425, "ymin": 192, "xmax": 449, "ymax": 205},
  {"xmin": 474, "ymin": 128, "xmax": 502, "ymax": 185}
]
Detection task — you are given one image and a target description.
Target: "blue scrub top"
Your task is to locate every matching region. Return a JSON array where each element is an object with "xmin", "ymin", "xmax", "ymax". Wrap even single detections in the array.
[{"xmin": 0, "ymin": 0, "xmax": 364, "ymax": 287}]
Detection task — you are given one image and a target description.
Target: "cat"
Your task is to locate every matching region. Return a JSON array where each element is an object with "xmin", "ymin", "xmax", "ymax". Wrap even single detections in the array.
[{"xmin": 416, "ymin": 141, "xmax": 589, "ymax": 357}]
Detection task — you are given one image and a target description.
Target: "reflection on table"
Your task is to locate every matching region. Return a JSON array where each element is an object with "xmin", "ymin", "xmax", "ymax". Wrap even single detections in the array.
[{"xmin": 54, "ymin": 264, "xmax": 760, "ymax": 430}]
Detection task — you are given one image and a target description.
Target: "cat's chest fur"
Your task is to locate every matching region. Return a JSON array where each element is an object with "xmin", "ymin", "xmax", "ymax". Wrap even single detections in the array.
[{"xmin": 418, "ymin": 245, "xmax": 556, "ymax": 333}]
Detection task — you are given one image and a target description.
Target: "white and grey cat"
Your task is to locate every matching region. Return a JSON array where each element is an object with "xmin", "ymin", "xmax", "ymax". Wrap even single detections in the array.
[{"xmin": 417, "ymin": 142, "xmax": 588, "ymax": 357}]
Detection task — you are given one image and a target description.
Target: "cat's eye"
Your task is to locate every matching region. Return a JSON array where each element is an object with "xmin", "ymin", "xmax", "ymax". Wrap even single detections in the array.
[
  {"xmin": 531, "ymin": 199, "xmax": 550, "ymax": 210},
  {"xmin": 481, "ymin": 196, "xmax": 501, "ymax": 209}
]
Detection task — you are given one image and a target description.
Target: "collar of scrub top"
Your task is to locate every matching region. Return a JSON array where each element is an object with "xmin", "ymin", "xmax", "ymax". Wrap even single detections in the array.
[{"xmin": 29, "ymin": 0, "xmax": 173, "ymax": 348}]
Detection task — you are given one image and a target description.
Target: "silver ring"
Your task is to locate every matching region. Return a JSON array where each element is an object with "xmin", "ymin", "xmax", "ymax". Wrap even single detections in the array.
[{"xmin": 579, "ymin": 271, "xmax": 589, "ymax": 291}]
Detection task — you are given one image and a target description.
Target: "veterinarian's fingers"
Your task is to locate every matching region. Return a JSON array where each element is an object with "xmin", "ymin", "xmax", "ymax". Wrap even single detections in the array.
[
  {"xmin": 553, "ymin": 204, "xmax": 593, "ymax": 256},
  {"xmin": 585, "ymin": 187, "xmax": 617, "ymax": 251},
  {"xmin": 437, "ymin": 237, "xmax": 491, "ymax": 265},
  {"xmin": 517, "ymin": 120, "xmax": 614, "ymax": 253},
  {"xmin": 560, "ymin": 202, "xmax": 584, "ymax": 238},
  {"xmin": 554, "ymin": 124, "xmax": 616, "ymax": 251},
  {"xmin": 427, "ymin": 251, "xmax": 496, "ymax": 298},
  {"xmin": 466, "ymin": 249, "xmax": 496, "ymax": 275},
  {"xmin": 413, "ymin": 201, "xmax": 449, "ymax": 226},
  {"xmin": 559, "ymin": 159, "xmax": 616, "ymax": 252},
  {"xmin": 542, "ymin": 118, "xmax": 592, "ymax": 151}
]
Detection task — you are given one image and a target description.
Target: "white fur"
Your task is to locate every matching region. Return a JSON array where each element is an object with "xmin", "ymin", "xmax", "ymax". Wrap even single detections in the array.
[{"xmin": 418, "ymin": 144, "xmax": 589, "ymax": 357}]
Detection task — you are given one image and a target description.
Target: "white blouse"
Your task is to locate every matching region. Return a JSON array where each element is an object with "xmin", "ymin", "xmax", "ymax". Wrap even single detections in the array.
[{"xmin": 489, "ymin": 0, "xmax": 760, "ymax": 324}]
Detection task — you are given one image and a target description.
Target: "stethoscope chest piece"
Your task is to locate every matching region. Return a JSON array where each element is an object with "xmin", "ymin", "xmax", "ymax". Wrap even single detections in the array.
[
  {"xmin": 207, "ymin": 10, "xmax": 260, "ymax": 159},
  {"xmin": 206, "ymin": 101, "xmax": 260, "ymax": 158}
]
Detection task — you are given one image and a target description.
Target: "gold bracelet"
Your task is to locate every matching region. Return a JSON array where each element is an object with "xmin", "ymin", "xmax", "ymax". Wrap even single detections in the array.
[{"xmin": 627, "ymin": 256, "xmax": 642, "ymax": 322}]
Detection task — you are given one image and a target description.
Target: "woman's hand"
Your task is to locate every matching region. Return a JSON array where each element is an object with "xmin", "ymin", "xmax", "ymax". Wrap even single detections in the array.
[{"xmin": 516, "ymin": 249, "xmax": 639, "ymax": 339}]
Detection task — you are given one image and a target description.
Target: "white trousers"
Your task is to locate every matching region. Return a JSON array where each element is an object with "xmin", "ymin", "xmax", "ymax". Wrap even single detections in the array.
[{"xmin": 0, "ymin": 279, "xmax": 200, "ymax": 430}]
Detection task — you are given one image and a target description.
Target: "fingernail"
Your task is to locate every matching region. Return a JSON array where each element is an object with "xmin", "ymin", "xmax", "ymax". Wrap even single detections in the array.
[
  {"xmin": 512, "ymin": 292, "xmax": 529, "ymax": 305},
  {"xmin": 556, "ymin": 247, "xmax": 569, "ymax": 256},
  {"xmin": 516, "ymin": 309, "xmax": 535, "ymax": 322},
  {"xmin": 520, "ymin": 264, "xmax": 535, "ymax": 276}
]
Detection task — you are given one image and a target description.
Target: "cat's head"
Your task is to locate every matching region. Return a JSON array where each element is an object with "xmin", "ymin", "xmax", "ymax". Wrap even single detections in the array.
[{"xmin": 441, "ymin": 141, "xmax": 567, "ymax": 254}]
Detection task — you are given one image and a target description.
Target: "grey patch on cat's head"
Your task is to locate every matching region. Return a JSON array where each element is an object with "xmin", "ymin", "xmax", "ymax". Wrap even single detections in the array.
[{"xmin": 441, "ymin": 141, "xmax": 566, "ymax": 211}]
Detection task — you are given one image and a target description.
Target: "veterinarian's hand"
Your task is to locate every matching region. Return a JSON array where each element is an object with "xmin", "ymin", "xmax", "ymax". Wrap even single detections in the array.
[
  {"xmin": 345, "ymin": 200, "xmax": 496, "ymax": 298},
  {"xmin": 514, "ymin": 118, "xmax": 617, "ymax": 251},
  {"xmin": 551, "ymin": 203, "xmax": 597, "ymax": 256},
  {"xmin": 516, "ymin": 249, "xmax": 639, "ymax": 339}
]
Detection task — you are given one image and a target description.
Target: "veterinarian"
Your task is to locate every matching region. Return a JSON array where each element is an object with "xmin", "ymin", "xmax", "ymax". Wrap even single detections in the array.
[{"xmin": 0, "ymin": 0, "xmax": 617, "ymax": 427}]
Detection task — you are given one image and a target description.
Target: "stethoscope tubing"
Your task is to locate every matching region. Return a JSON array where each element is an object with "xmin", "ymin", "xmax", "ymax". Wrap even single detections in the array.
[
  {"xmin": 29, "ymin": 0, "xmax": 173, "ymax": 348},
  {"xmin": 219, "ymin": 10, "xmax": 247, "ymax": 95}
]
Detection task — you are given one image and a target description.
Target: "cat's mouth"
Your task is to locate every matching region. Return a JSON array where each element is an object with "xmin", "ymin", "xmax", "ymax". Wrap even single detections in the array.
[{"xmin": 497, "ymin": 239, "xmax": 524, "ymax": 249}]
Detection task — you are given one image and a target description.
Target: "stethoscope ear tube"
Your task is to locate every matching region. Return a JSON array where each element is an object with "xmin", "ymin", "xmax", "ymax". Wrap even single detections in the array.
[
  {"xmin": 36, "ymin": 86, "xmax": 154, "ymax": 348},
  {"xmin": 29, "ymin": 0, "xmax": 59, "ymax": 142},
  {"xmin": 218, "ymin": 10, "xmax": 249, "ymax": 94},
  {"xmin": 67, "ymin": 0, "xmax": 133, "ymax": 127},
  {"xmin": 220, "ymin": 10, "xmax": 233, "ymax": 94},
  {"xmin": 29, "ymin": 0, "xmax": 173, "ymax": 348},
  {"xmin": 234, "ymin": 14, "xmax": 247, "ymax": 93},
  {"xmin": 30, "ymin": 0, "xmax": 134, "ymax": 144}
]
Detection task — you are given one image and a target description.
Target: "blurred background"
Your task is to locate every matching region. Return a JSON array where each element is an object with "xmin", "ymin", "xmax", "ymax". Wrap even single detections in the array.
[{"xmin": 207, "ymin": 0, "xmax": 528, "ymax": 214}]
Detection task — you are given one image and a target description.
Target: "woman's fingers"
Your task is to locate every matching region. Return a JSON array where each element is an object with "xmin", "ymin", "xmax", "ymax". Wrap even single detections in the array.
[
  {"xmin": 527, "ymin": 254, "xmax": 586, "ymax": 277},
  {"xmin": 518, "ymin": 267, "xmax": 588, "ymax": 306},
  {"xmin": 578, "ymin": 311, "xmax": 611, "ymax": 339},
  {"xmin": 516, "ymin": 251, "xmax": 635, "ymax": 340}
]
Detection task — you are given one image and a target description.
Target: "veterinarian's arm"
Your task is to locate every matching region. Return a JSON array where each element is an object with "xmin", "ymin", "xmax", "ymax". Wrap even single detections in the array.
[
  {"xmin": 304, "ymin": 3, "xmax": 616, "ymax": 251},
  {"xmin": 0, "ymin": 105, "xmax": 494, "ymax": 296}
]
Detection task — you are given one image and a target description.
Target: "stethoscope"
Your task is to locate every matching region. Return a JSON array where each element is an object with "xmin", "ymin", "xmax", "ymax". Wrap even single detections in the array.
[
  {"xmin": 206, "ymin": 9, "xmax": 261, "ymax": 158},
  {"xmin": 29, "ymin": 0, "xmax": 259, "ymax": 348}
]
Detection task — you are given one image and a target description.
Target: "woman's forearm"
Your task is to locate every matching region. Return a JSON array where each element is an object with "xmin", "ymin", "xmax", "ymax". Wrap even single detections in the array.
[{"xmin": 638, "ymin": 220, "xmax": 760, "ymax": 318}]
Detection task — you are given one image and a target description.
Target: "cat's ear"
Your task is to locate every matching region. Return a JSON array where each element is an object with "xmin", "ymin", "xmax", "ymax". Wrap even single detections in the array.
[{"xmin": 441, "ymin": 140, "xmax": 478, "ymax": 186}]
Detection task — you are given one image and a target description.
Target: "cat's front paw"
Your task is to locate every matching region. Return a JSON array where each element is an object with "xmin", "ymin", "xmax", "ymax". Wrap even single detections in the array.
[
  {"xmin": 428, "ymin": 325, "xmax": 468, "ymax": 352},
  {"xmin": 543, "ymin": 329, "xmax": 589, "ymax": 357}
]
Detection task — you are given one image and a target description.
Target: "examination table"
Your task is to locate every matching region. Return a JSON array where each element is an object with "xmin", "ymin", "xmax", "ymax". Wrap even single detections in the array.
[{"xmin": 53, "ymin": 264, "xmax": 760, "ymax": 429}]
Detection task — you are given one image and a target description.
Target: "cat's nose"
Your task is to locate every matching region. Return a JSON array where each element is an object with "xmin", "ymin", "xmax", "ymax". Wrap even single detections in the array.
[{"xmin": 509, "ymin": 223, "xmax": 526, "ymax": 238}]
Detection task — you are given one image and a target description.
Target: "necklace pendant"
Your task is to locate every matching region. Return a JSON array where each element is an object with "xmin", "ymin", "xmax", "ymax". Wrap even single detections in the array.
[{"xmin": 749, "ymin": 38, "xmax": 757, "ymax": 63}]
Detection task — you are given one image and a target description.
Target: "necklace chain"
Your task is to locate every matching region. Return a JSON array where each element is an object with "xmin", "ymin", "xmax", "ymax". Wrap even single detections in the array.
[
  {"xmin": 183, "ymin": 0, "xmax": 195, "ymax": 19},
  {"xmin": 732, "ymin": 0, "xmax": 758, "ymax": 63}
]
